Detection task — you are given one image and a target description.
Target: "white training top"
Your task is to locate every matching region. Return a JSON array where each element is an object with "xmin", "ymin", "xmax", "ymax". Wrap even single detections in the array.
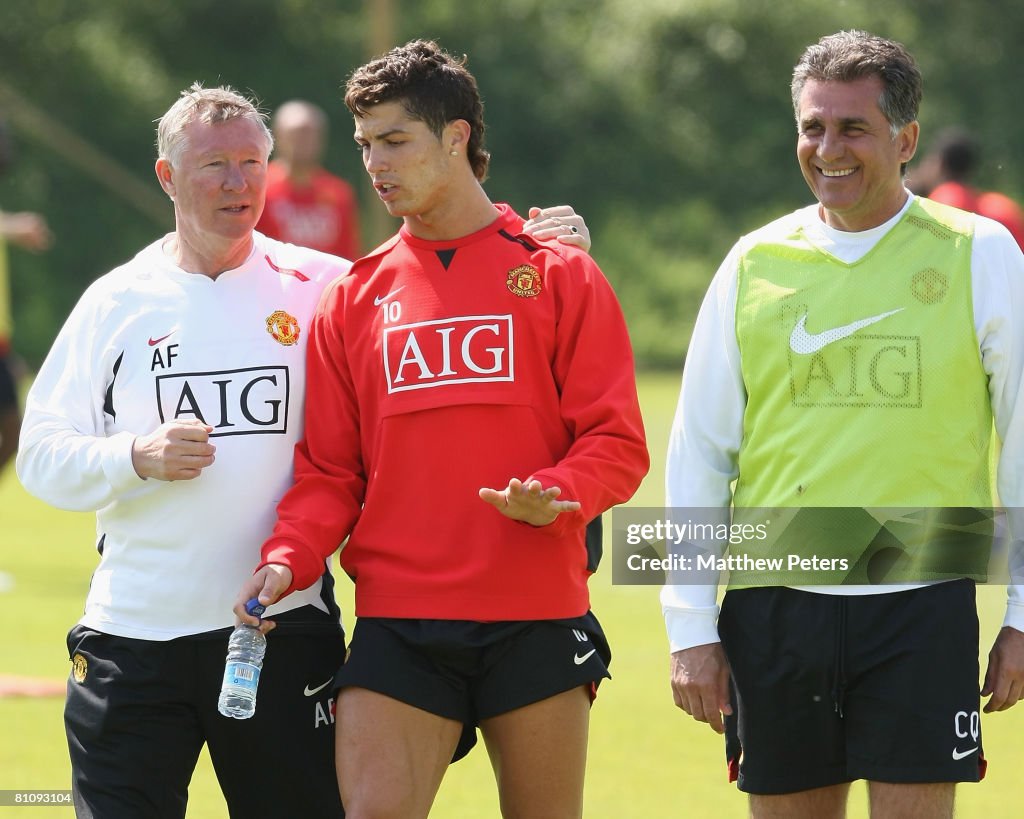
[
  {"xmin": 17, "ymin": 232, "xmax": 352, "ymax": 640},
  {"xmin": 662, "ymin": 195, "xmax": 1024, "ymax": 652}
]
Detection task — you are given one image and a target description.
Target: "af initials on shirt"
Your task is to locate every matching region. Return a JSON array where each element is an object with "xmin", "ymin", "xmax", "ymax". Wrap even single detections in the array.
[
  {"xmin": 383, "ymin": 314, "xmax": 514, "ymax": 393},
  {"xmin": 155, "ymin": 366, "xmax": 291, "ymax": 436}
]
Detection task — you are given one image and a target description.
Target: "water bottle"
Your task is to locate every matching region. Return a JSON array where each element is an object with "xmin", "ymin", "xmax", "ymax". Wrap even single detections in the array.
[{"xmin": 217, "ymin": 598, "xmax": 267, "ymax": 719}]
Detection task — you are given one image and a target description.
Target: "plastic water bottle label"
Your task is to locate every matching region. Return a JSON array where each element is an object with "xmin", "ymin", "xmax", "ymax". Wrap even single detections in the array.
[{"xmin": 222, "ymin": 661, "xmax": 260, "ymax": 692}]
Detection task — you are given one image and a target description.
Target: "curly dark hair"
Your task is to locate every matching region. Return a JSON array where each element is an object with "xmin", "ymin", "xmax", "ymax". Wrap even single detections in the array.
[{"xmin": 345, "ymin": 39, "xmax": 491, "ymax": 181}]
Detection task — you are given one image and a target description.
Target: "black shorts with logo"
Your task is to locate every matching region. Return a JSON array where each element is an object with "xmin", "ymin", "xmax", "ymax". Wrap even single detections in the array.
[
  {"xmin": 64, "ymin": 606, "xmax": 345, "ymax": 819},
  {"xmin": 333, "ymin": 611, "xmax": 612, "ymax": 761},
  {"xmin": 718, "ymin": 580, "xmax": 984, "ymax": 795}
]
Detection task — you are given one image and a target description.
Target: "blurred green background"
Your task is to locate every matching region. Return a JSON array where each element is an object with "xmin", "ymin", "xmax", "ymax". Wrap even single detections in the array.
[{"xmin": 2, "ymin": 0, "xmax": 1022, "ymax": 371}]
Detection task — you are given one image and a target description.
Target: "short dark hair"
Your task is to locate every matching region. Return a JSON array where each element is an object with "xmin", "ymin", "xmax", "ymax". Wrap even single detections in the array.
[
  {"xmin": 791, "ymin": 30, "xmax": 922, "ymax": 138},
  {"xmin": 344, "ymin": 39, "xmax": 491, "ymax": 181},
  {"xmin": 932, "ymin": 127, "xmax": 979, "ymax": 182}
]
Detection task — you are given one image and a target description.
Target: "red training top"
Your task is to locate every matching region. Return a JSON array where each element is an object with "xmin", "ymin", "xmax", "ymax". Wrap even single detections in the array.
[
  {"xmin": 929, "ymin": 181, "xmax": 1024, "ymax": 250},
  {"xmin": 257, "ymin": 161, "xmax": 361, "ymax": 259},
  {"xmin": 260, "ymin": 204, "xmax": 649, "ymax": 620}
]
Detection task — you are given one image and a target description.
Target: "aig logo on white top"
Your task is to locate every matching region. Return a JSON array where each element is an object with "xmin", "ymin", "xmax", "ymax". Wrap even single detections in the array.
[{"xmin": 155, "ymin": 366, "xmax": 291, "ymax": 436}]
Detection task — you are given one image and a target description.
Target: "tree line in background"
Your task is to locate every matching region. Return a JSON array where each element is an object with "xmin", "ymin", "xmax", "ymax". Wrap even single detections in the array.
[{"xmin": 1, "ymin": 0, "xmax": 1021, "ymax": 369}]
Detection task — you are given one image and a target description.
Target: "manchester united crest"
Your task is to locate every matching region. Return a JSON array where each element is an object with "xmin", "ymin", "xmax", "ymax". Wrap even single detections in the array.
[
  {"xmin": 72, "ymin": 653, "xmax": 88, "ymax": 684},
  {"xmin": 910, "ymin": 268, "xmax": 948, "ymax": 304},
  {"xmin": 506, "ymin": 265, "xmax": 543, "ymax": 298},
  {"xmin": 266, "ymin": 310, "xmax": 300, "ymax": 346}
]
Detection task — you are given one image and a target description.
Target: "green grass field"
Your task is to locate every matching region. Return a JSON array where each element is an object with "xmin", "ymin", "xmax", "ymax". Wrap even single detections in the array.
[{"xmin": 1, "ymin": 372, "xmax": 1021, "ymax": 817}]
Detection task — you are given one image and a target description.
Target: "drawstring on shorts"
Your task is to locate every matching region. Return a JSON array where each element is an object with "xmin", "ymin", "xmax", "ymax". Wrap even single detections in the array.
[{"xmin": 831, "ymin": 596, "xmax": 848, "ymax": 718}]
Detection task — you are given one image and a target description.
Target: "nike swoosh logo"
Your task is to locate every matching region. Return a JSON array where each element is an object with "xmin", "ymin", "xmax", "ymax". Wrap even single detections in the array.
[
  {"xmin": 952, "ymin": 746, "xmax": 978, "ymax": 761},
  {"xmin": 148, "ymin": 332, "xmax": 176, "ymax": 346},
  {"xmin": 789, "ymin": 308, "xmax": 904, "ymax": 355},
  {"xmin": 303, "ymin": 679, "xmax": 333, "ymax": 697},
  {"xmin": 573, "ymin": 649, "xmax": 597, "ymax": 665},
  {"xmin": 374, "ymin": 286, "xmax": 405, "ymax": 306}
]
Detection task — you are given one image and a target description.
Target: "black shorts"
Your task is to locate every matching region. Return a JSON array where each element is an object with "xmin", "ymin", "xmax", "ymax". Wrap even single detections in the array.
[
  {"xmin": 333, "ymin": 612, "xmax": 612, "ymax": 761},
  {"xmin": 0, "ymin": 349, "xmax": 16, "ymax": 411},
  {"xmin": 64, "ymin": 606, "xmax": 345, "ymax": 819},
  {"xmin": 718, "ymin": 580, "xmax": 984, "ymax": 794}
]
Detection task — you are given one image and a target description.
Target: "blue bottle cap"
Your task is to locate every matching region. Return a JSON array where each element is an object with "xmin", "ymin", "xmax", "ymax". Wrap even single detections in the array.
[{"xmin": 245, "ymin": 598, "xmax": 267, "ymax": 618}]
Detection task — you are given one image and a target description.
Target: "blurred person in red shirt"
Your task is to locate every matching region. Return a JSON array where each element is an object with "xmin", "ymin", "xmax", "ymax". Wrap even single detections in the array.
[
  {"xmin": 257, "ymin": 99, "xmax": 361, "ymax": 258},
  {"xmin": 919, "ymin": 127, "xmax": 1024, "ymax": 249}
]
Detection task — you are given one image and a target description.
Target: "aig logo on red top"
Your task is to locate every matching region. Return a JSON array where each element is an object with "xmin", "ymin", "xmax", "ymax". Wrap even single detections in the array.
[{"xmin": 383, "ymin": 314, "xmax": 514, "ymax": 393}]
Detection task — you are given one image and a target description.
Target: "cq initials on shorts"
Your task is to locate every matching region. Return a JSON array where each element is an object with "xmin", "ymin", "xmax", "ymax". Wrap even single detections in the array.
[{"xmin": 954, "ymin": 710, "xmax": 980, "ymax": 742}]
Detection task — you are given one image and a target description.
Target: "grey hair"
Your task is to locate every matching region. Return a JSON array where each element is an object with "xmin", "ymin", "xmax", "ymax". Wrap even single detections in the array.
[
  {"xmin": 156, "ymin": 82, "xmax": 273, "ymax": 166},
  {"xmin": 791, "ymin": 30, "xmax": 922, "ymax": 139}
]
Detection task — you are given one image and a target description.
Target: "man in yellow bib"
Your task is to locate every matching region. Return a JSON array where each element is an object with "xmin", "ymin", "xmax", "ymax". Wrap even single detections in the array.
[{"xmin": 664, "ymin": 30, "xmax": 1024, "ymax": 819}]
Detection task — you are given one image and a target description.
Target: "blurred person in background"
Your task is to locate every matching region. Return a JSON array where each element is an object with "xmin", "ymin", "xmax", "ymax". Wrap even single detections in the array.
[
  {"xmin": 0, "ymin": 113, "xmax": 52, "ymax": 472},
  {"xmin": 913, "ymin": 126, "xmax": 1024, "ymax": 250},
  {"xmin": 257, "ymin": 99, "xmax": 362, "ymax": 259}
]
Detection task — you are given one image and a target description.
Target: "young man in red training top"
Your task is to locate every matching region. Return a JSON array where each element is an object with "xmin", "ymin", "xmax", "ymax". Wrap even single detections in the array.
[{"xmin": 235, "ymin": 39, "xmax": 649, "ymax": 818}]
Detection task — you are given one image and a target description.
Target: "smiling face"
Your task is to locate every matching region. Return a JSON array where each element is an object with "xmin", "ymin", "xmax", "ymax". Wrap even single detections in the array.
[
  {"xmin": 796, "ymin": 76, "xmax": 919, "ymax": 232},
  {"xmin": 156, "ymin": 116, "xmax": 269, "ymax": 272}
]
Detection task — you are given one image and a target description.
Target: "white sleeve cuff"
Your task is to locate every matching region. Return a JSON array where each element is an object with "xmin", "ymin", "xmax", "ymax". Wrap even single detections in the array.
[
  {"xmin": 1003, "ymin": 598, "xmax": 1024, "ymax": 634},
  {"xmin": 100, "ymin": 432, "xmax": 149, "ymax": 495},
  {"xmin": 663, "ymin": 605, "xmax": 721, "ymax": 653}
]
